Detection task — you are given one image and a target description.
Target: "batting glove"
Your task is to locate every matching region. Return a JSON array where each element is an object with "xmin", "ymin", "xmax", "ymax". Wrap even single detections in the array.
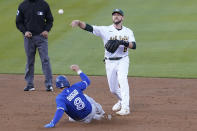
[{"xmin": 44, "ymin": 121, "xmax": 55, "ymax": 128}]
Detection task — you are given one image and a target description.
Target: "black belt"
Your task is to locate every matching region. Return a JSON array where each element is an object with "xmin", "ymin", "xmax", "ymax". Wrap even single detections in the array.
[{"xmin": 105, "ymin": 57, "xmax": 122, "ymax": 60}]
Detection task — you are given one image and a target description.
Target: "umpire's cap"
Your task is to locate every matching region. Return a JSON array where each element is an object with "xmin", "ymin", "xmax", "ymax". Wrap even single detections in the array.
[{"xmin": 112, "ymin": 9, "xmax": 124, "ymax": 16}]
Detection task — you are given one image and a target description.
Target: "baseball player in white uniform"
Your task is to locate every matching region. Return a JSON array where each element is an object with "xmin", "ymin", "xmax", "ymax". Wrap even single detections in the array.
[{"xmin": 71, "ymin": 9, "xmax": 136, "ymax": 115}]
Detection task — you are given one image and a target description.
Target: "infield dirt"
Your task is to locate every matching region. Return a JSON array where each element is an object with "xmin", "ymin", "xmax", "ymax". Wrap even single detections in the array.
[{"xmin": 0, "ymin": 74, "xmax": 197, "ymax": 131}]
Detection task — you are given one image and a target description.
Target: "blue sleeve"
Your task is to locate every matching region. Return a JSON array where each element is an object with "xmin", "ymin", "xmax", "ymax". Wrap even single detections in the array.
[
  {"xmin": 56, "ymin": 96, "xmax": 67, "ymax": 111},
  {"xmin": 72, "ymin": 82, "xmax": 88, "ymax": 91},
  {"xmin": 51, "ymin": 96, "xmax": 67, "ymax": 125},
  {"xmin": 71, "ymin": 72, "xmax": 91, "ymax": 91},
  {"xmin": 79, "ymin": 72, "xmax": 90, "ymax": 86},
  {"xmin": 51, "ymin": 109, "xmax": 64, "ymax": 125}
]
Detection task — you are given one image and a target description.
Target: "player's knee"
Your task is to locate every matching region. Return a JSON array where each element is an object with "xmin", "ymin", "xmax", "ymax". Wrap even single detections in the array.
[
  {"xmin": 117, "ymin": 75, "xmax": 127, "ymax": 83},
  {"xmin": 42, "ymin": 57, "xmax": 50, "ymax": 64}
]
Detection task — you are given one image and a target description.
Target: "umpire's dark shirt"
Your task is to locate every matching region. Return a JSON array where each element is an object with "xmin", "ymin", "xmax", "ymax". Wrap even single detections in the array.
[{"xmin": 16, "ymin": 0, "xmax": 53, "ymax": 36}]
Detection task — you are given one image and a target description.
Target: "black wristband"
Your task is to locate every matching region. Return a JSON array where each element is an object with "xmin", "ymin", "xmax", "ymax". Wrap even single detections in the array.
[
  {"xmin": 132, "ymin": 42, "xmax": 136, "ymax": 49},
  {"xmin": 84, "ymin": 23, "xmax": 93, "ymax": 33}
]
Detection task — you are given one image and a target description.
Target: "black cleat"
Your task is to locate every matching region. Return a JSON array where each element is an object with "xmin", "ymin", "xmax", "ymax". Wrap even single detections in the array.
[
  {"xmin": 46, "ymin": 86, "xmax": 53, "ymax": 92},
  {"xmin": 24, "ymin": 86, "xmax": 35, "ymax": 91}
]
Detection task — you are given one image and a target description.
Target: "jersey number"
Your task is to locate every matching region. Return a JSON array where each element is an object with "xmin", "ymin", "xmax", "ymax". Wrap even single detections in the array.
[
  {"xmin": 74, "ymin": 97, "xmax": 85, "ymax": 110},
  {"xmin": 123, "ymin": 47, "xmax": 127, "ymax": 52}
]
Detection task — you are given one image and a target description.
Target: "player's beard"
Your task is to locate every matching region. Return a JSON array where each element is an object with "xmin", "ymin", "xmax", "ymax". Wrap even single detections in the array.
[{"xmin": 113, "ymin": 19, "xmax": 122, "ymax": 25}]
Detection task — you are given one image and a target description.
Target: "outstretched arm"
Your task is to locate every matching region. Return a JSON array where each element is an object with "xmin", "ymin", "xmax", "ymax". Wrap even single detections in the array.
[
  {"xmin": 44, "ymin": 97, "xmax": 67, "ymax": 128},
  {"xmin": 70, "ymin": 20, "xmax": 86, "ymax": 29},
  {"xmin": 70, "ymin": 20, "xmax": 93, "ymax": 33},
  {"xmin": 44, "ymin": 109, "xmax": 64, "ymax": 128}
]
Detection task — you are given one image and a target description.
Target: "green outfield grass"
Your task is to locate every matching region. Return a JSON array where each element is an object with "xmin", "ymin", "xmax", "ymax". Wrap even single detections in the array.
[{"xmin": 0, "ymin": 0, "xmax": 197, "ymax": 78}]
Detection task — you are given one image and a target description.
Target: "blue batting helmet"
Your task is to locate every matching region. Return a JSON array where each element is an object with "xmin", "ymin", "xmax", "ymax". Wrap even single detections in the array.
[{"xmin": 56, "ymin": 75, "xmax": 70, "ymax": 88}]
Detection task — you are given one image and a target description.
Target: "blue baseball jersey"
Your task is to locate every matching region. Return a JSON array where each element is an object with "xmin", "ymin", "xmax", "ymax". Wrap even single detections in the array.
[{"xmin": 55, "ymin": 72, "xmax": 92, "ymax": 120}]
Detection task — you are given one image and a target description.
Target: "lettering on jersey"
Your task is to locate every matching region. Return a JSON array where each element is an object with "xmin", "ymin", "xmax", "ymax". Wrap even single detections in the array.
[
  {"xmin": 110, "ymin": 36, "xmax": 129, "ymax": 41},
  {"xmin": 110, "ymin": 36, "xmax": 115, "ymax": 40},
  {"xmin": 110, "ymin": 36, "xmax": 129, "ymax": 52},
  {"xmin": 67, "ymin": 89, "xmax": 79, "ymax": 101}
]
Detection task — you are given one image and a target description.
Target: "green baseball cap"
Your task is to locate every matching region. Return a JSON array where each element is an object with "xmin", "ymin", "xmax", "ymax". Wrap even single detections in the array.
[{"xmin": 112, "ymin": 9, "xmax": 124, "ymax": 16}]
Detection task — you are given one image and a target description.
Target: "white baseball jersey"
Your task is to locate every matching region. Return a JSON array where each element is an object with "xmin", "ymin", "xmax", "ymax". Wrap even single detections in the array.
[
  {"xmin": 92, "ymin": 24, "xmax": 136, "ymax": 58},
  {"xmin": 92, "ymin": 24, "xmax": 136, "ymax": 111}
]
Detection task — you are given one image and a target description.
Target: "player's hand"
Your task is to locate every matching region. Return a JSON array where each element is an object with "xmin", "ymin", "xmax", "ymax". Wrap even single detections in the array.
[
  {"xmin": 40, "ymin": 31, "xmax": 48, "ymax": 38},
  {"xmin": 70, "ymin": 20, "xmax": 80, "ymax": 27},
  {"xmin": 44, "ymin": 121, "xmax": 55, "ymax": 128},
  {"xmin": 25, "ymin": 31, "xmax": 32, "ymax": 38},
  {"xmin": 70, "ymin": 64, "xmax": 80, "ymax": 72}
]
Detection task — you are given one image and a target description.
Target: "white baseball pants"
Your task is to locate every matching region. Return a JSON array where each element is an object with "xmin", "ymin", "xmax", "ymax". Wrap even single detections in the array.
[{"xmin": 105, "ymin": 56, "xmax": 130, "ymax": 110}]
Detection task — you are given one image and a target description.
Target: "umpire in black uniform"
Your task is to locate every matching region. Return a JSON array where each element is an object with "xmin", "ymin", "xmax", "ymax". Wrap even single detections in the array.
[{"xmin": 16, "ymin": 0, "xmax": 53, "ymax": 91}]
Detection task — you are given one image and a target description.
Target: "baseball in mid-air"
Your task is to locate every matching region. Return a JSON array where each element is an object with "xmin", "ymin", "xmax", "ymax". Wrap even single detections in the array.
[{"xmin": 58, "ymin": 9, "xmax": 64, "ymax": 14}]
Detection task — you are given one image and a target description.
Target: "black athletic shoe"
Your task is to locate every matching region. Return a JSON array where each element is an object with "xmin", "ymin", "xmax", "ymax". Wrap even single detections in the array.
[
  {"xmin": 46, "ymin": 86, "xmax": 53, "ymax": 92},
  {"xmin": 24, "ymin": 86, "xmax": 35, "ymax": 91}
]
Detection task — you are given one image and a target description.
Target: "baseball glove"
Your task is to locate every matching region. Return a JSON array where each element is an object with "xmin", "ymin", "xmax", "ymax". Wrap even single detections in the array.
[{"xmin": 105, "ymin": 40, "xmax": 120, "ymax": 53}]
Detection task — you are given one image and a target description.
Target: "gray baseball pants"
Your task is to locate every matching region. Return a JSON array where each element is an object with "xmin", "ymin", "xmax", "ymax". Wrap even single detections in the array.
[{"xmin": 24, "ymin": 35, "xmax": 52, "ymax": 88}]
